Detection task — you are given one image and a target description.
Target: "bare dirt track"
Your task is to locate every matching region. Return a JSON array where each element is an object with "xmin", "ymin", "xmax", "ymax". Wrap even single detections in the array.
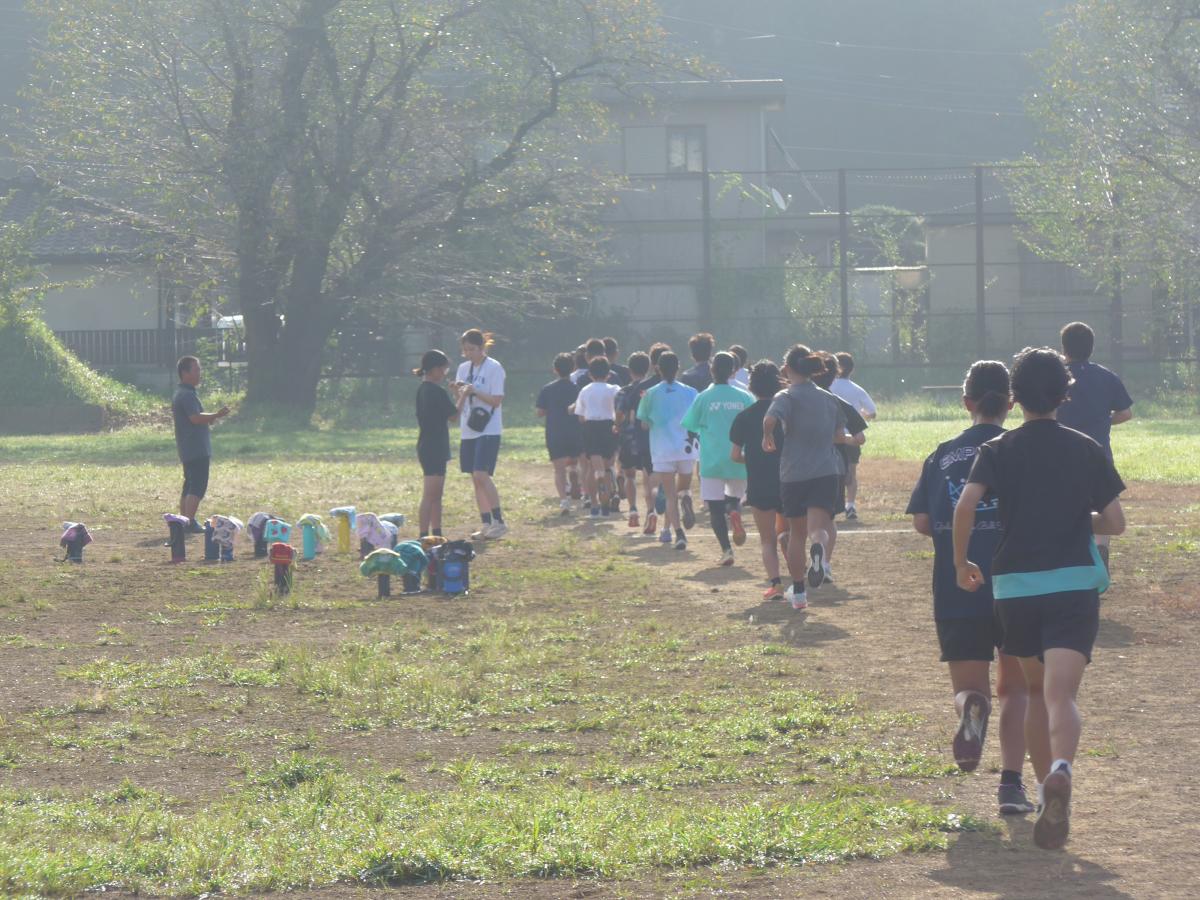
[{"xmin": 1, "ymin": 455, "xmax": 1197, "ymax": 898}]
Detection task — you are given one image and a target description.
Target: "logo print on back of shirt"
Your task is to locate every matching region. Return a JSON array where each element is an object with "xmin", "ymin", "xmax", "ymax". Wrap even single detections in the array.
[{"xmin": 945, "ymin": 476, "xmax": 998, "ymax": 513}]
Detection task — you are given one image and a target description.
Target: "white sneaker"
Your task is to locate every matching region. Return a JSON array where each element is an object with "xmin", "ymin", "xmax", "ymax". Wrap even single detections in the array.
[
  {"xmin": 823, "ymin": 562, "xmax": 834, "ymax": 583},
  {"xmin": 470, "ymin": 527, "xmax": 488, "ymax": 540},
  {"xmin": 784, "ymin": 584, "xmax": 808, "ymax": 610},
  {"xmin": 720, "ymin": 549, "xmax": 735, "ymax": 567},
  {"xmin": 485, "ymin": 521, "xmax": 508, "ymax": 540},
  {"xmin": 559, "ymin": 498, "xmax": 572, "ymax": 516}
]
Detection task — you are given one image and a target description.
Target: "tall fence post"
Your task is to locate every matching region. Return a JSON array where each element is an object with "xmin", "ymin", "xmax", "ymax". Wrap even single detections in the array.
[
  {"xmin": 1110, "ymin": 185, "xmax": 1124, "ymax": 369},
  {"xmin": 701, "ymin": 167, "xmax": 713, "ymax": 327},
  {"xmin": 975, "ymin": 166, "xmax": 986, "ymax": 357},
  {"xmin": 838, "ymin": 169, "xmax": 850, "ymax": 349}
]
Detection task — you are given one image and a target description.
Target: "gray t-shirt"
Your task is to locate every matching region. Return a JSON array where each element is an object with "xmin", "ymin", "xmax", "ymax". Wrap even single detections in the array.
[
  {"xmin": 766, "ymin": 381, "xmax": 846, "ymax": 483},
  {"xmin": 172, "ymin": 383, "xmax": 211, "ymax": 462}
]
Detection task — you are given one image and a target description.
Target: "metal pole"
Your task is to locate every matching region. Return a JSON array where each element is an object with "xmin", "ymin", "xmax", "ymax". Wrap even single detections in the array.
[
  {"xmin": 975, "ymin": 166, "xmax": 986, "ymax": 357},
  {"xmin": 838, "ymin": 169, "xmax": 850, "ymax": 349},
  {"xmin": 701, "ymin": 167, "xmax": 713, "ymax": 327},
  {"xmin": 1111, "ymin": 186, "xmax": 1123, "ymax": 369}
]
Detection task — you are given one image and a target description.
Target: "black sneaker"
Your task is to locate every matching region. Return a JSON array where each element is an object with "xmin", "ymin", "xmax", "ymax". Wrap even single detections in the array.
[
  {"xmin": 807, "ymin": 542, "xmax": 826, "ymax": 588},
  {"xmin": 998, "ymin": 781, "xmax": 1035, "ymax": 815},
  {"xmin": 845, "ymin": 505, "xmax": 858, "ymax": 521},
  {"xmin": 1034, "ymin": 765, "xmax": 1072, "ymax": 850},
  {"xmin": 186, "ymin": 519, "xmax": 206, "ymax": 534},
  {"xmin": 681, "ymin": 493, "xmax": 696, "ymax": 530},
  {"xmin": 952, "ymin": 691, "xmax": 990, "ymax": 772}
]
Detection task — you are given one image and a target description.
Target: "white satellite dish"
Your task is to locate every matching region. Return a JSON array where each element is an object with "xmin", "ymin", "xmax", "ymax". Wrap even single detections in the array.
[{"xmin": 770, "ymin": 187, "xmax": 792, "ymax": 211}]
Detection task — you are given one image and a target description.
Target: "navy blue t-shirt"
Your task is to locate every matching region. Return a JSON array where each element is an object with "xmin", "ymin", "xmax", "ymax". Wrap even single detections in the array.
[
  {"xmin": 906, "ymin": 423, "xmax": 1004, "ymax": 620},
  {"xmin": 680, "ymin": 361, "xmax": 712, "ymax": 392},
  {"xmin": 1057, "ymin": 361, "xmax": 1133, "ymax": 453},
  {"xmin": 536, "ymin": 378, "xmax": 581, "ymax": 443}
]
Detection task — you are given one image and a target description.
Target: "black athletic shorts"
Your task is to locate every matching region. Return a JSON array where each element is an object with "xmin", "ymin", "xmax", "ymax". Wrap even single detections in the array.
[
  {"xmin": 546, "ymin": 430, "xmax": 583, "ymax": 462},
  {"xmin": 582, "ymin": 420, "xmax": 618, "ymax": 459},
  {"xmin": 996, "ymin": 589, "xmax": 1100, "ymax": 663},
  {"xmin": 746, "ymin": 486, "xmax": 782, "ymax": 512},
  {"xmin": 181, "ymin": 456, "xmax": 210, "ymax": 500},
  {"xmin": 781, "ymin": 475, "xmax": 840, "ymax": 518},
  {"xmin": 618, "ymin": 441, "xmax": 642, "ymax": 471},
  {"xmin": 936, "ymin": 612, "xmax": 1005, "ymax": 663},
  {"xmin": 834, "ymin": 475, "xmax": 847, "ymax": 516},
  {"xmin": 838, "ymin": 444, "xmax": 862, "ymax": 466},
  {"xmin": 418, "ymin": 445, "xmax": 450, "ymax": 477}
]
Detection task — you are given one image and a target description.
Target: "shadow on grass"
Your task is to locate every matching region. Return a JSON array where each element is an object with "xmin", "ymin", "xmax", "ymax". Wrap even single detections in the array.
[
  {"xmin": 1095, "ymin": 616, "xmax": 1135, "ymax": 649},
  {"xmin": 727, "ymin": 601, "xmax": 852, "ymax": 649}
]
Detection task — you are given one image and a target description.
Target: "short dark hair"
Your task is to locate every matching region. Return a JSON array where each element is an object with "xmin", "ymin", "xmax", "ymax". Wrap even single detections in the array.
[
  {"xmin": 628, "ymin": 351, "xmax": 650, "ymax": 377},
  {"xmin": 587, "ymin": 356, "xmax": 610, "ymax": 381},
  {"xmin": 963, "ymin": 360, "xmax": 1011, "ymax": 418},
  {"xmin": 649, "ymin": 342, "xmax": 671, "ymax": 366},
  {"xmin": 834, "ymin": 352, "xmax": 854, "ymax": 376},
  {"xmin": 1011, "ymin": 347, "xmax": 1072, "ymax": 414},
  {"xmin": 1060, "ymin": 322, "xmax": 1095, "ymax": 361},
  {"xmin": 811, "ymin": 351, "xmax": 839, "ymax": 390},
  {"xmin": 177, "ymin": 356, "xmax": 199, "ymax": 379},
  {"xmin": 748, "ymin": 360, "xmax": 783, "ymax": 399},
  {"xmin": 553, "ymin": 352, "xmax": 575, "ymax": 378},
  {"xmin": 603, "ymin": 337, "xmax": 619, "ymax": 357},
  {"xmin": 711, "ymin": 351, "xmax": 736, "ymax": 385},
  {"xmin": 657, "ymin": 351, "xmax": 680, "ymax": 381},
  {"xmin": 574, "ymin": 347, "xmax": 588, "ymax": 370},
  {"xmin": 689, "ymin": 332, "xmax": 714, "ymax": 362},
  {"xmin": 728, "ymin": 344, "xmax": 748, "ymax": 367},
  {"xmin": 585, "ymin": 338, "xmax": 606, "ymax": 359},
  {"xmin": 784, "ymin": 344, "xmax": 821, "ymax": 377}
]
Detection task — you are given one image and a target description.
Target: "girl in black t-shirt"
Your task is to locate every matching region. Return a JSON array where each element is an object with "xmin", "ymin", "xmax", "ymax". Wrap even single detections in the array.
[
  {"xmin": 729, "ymin": 361, "xmax": 787, "ymax": 602},
  {"xmin": 954, "ymin": 348, "xmax": 1126, "ymax": 852},
  {"xmin": 414, "ymin": 349, "xmax": 458, "ymax": 537}
]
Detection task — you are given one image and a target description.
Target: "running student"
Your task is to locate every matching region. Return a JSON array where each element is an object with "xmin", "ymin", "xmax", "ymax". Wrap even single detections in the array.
[
  {"xmin": 811, "ymin": 352, "xmax": 867, "ymax": 584},
  {"xmin": 728, "ymin": 344, "xmax": 750, "ymax": 389},
  {"xmin": 414, "ymin": 350, "xmax": 459, "ymax": 537},
  {"xmin": 536, "ymin": 352, "xmax": 583, "ymax": 516},
  {"xmin": 455, "ymin": 329, "xmax": 507, "ymax": 540},
  {"xmin": 614, "ymin": 351, "xmax": 651, "ymax": 528},
  {"xmin": 574, "ymin": 356, "xmax": 621, "ymax": 518},
  {"xmin": 954, "ymin": 347, "xmax": 1125, "ymax": 851},
  {"xmin": 831, "ymin": 352, "xmax": 877, "ymax": 519},
  {"xmin": 730, "ymin": 360, "xmax": 787, "ymax": 600},
  {"xmin": 635, "ymin": 343, "xmax": 671, "ymax": 536},
  {"xmin": 637, "ymin": 351, "xmax": 698, "ymax": 550},
  {"xmin": 603, "ymin": 337, "xmax": 632, "ymax": 387},
  {"xmin": 1056, "ymin": 321, "xmax": 1133, "ymax": 572},
  {"xmin": 681, "ymin": 351, "xmax": 752, "ymax": 567},
  {"xmin": 907, "ymin": 360, "xmax": 1034, "ymax": 816},
  {"xmin": 763, "ymin": 345, "xmax": 846, "ymax": 610}
]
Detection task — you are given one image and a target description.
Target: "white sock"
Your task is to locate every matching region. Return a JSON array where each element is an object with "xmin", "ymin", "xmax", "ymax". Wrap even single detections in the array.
[
  {"xmin": 1036, "ymin": 781, "xmax": 1045, "ymax": 805},
  {"xmin": 1052, "ymin": 758, "xmax": 1072, "ymax": 776}
]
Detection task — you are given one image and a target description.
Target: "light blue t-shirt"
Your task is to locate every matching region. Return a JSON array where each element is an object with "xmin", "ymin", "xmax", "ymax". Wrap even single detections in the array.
[{"xmin": 637, "ymin": 379, "xmax": 698, "ymax": 464}]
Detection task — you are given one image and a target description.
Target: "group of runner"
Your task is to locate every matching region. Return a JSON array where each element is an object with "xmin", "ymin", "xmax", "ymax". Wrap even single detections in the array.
[
  {"xmin": 534, "ymin": 332, "xmax": 878, "ymax": 612},
  {"xmin": 408, "ymin": 320, "xmax": 1134, "ymax": 853}
]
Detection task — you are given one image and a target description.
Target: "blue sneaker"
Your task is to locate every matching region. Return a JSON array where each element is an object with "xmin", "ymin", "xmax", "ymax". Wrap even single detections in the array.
[
  {"xmin": 655, "ymin": 486, "xmax": 667, "ymax": 515},
  {"xmin": 659, "ymin": 527, "xmax": 672, "ymax": 544}
]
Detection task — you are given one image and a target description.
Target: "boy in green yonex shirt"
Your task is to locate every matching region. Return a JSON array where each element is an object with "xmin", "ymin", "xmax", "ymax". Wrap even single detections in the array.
[{"xmin": 681, "ymin": 352, "xmax": 753, "ymax": 566}]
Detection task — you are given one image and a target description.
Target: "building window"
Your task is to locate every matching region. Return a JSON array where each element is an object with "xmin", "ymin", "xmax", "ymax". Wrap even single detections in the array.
[
  {"xmin": 667, "ymin": 126, "xmax": 705, "ymax": 173},
  {"xmin": 1019, "ymin": 245, "xmax": 1097, "ymax": 297}
]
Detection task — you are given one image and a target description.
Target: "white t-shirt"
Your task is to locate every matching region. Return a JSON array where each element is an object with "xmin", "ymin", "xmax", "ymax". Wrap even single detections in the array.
[
  {"xmin": 831, "ymin": 377, "xmax": 876, "ymax": 417},
  {"xmin": 575, "ymin": 381, "xmax": 620, "ymax": 421},
  {"xmin": 457, "ymin": 356, "xmax": 506, "ymax": 438},
  {"xmin": 731, "ymin": 367, "xmax": 750, "ymax": 389}
]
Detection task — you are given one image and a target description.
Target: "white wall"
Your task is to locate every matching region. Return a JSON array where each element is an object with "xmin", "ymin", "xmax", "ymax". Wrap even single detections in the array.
[{"xmin": 36, "ymin": 264, "xmax": 160, "ymax": 331}]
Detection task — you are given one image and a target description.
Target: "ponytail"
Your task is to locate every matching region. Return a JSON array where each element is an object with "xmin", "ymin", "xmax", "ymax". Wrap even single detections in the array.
[{"xmin": 413, "ymin": 348, "xmax": 450, "ymax": 377}]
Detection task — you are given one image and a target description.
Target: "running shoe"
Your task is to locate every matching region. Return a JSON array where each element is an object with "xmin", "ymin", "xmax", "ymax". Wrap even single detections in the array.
[
  {"xmin": 784, "ymin": 584, "xmax": 808, "ymax": 610},
  {"xmin": 845, "ymin": 504, "xmax": 858, "ymax": 521},
  {"xmin": 998, "ymin": 781, "xmax": 1035, "ymax": 816},
  {"xmin": 485, "ymin": 521, "xmax": 508, "ymax": 540},
  {"xmin": 659, "ymin": 527, "xmax": 672, "ymax": 544},
  {"xmin": 728, "ymin": 509, "xmax": 746, "ymax": 547},
  {"xmin": 952, "ymin": 690, "xmax": 990, "ymax": 772},
  {"xmin": 655, "ymin": 486, "xmax": 667, "ymax": 515},
  {"xmin": 559, "ymin": 498, "xmax": 572, "ymax": 517},
  {"xmin": 762, "ymin": 583, "xmax": 785, "ymax": 602},
  {"xmin": 1034, "ymin": 764, "xmax": 1072, "ymax": 850},
  {"xmin": 470, "ymin": 527, "xmax": 489, "ymax": 540},
  {"xmin": 608, "ymin": 494, "xmax": 622, "ymax": 515},
  {"xmin": 186, "ymin": 519, "xmax": 206, "ymax": 534},
  {"xmin": 628, "ymin": 511, "xmax": 640, "ymax": 529},
  {"xmin": 808, "ymin": 543, "xmax": 826, "ymax": 588},
  {"xmin": 719, "ymin": 548, "xmax": 735, "ymax": 567},
  {"xmin": 674, "ymin": 531, "xmax": 688, "ymax": 551},
  {"xmin": 681, "ymin": 493, "xmax": 696, "ymax": 530},
  {"xmin": 822, "ymin": 562, "xmax": 834, "ymax": 584},
  {"xmin": 590, "ymin": 506, "xmax": 602, "ymax": 518},
  {"xmin": 643, "ymin": 512, "xmax": 657, "ymax": 536}
]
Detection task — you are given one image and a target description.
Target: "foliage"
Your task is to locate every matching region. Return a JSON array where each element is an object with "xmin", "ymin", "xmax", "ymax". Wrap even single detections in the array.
[
  {"xmin": 23, "ymin": 0, "xmax": 677, "ymax": 415},
  {"xmin": 1009, "ymin": 0, "xmax": 1200, "ymax": 355}
]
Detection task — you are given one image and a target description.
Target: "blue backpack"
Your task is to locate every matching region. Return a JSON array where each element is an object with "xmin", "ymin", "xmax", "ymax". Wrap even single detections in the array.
[{"xmin": 434, "ymin": 541, "xmax": 475, "ymax": 594}]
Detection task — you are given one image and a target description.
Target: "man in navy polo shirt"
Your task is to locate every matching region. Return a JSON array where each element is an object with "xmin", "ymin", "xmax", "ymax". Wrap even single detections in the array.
[{"xmin": 1056, "ymin": 322, "xmax": 1133, "ymax": 571}]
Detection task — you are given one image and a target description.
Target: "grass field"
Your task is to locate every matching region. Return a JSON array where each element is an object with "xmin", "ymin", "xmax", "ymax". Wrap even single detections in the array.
[{"xmin": 0, "ymin": 405, "xmax": 1197, "ymax": 896}]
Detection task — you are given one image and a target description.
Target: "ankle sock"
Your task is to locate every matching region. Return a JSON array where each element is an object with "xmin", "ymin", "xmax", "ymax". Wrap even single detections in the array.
[
  {"xmin": 492, "ymin": 507, "xmax": 504, "ymax": 524},
  {"xmin": 793, "ymin": 580, "xmax": 805, "ymax": 596},
  {"xmin": 481, "ymin": 512, "xmax": 492, "ymax": 525},
  {"xmin": 770, "ymin": 577, "xmax": 782, "ymax": 586},
  {"xmin": 1000, "ymin": 769, "xmax": 1022, "ymax": 786},
  {"xmin": 1052, "ymin": 759, "xmax": 1072, "ymax": 776}
]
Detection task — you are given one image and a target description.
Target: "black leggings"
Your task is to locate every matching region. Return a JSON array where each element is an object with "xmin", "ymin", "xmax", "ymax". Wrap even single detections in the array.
[{"xmin": 707, "ymin": 496, "xmax": 740, "ymax": 551}]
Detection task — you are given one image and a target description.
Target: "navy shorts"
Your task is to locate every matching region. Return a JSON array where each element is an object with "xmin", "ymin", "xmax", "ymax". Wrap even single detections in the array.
[
  {"xmin": 838, "ymin": 444, "xmax": 862, "ymax": 466},
  {"xmin": 460, "ymin": 435, "xmax": 501, "ymax": 476},
  {"xmin": 781, "ymin": 475, "xmax": 839, "ymax": 518},
  {"xmin": 996, "ymin": 589, "xmax": 1100, "ymax": 663},
  {"xmin": 546, "ymin": 430, "xmax": 582, "ymax": 462},
  {"xmin": 181, "ymin": 456, "xmax": 210, "ymax": 499},
  {"xmin": 936, "ymin": 612, "xmax": 1005, "ymax": 663}
]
